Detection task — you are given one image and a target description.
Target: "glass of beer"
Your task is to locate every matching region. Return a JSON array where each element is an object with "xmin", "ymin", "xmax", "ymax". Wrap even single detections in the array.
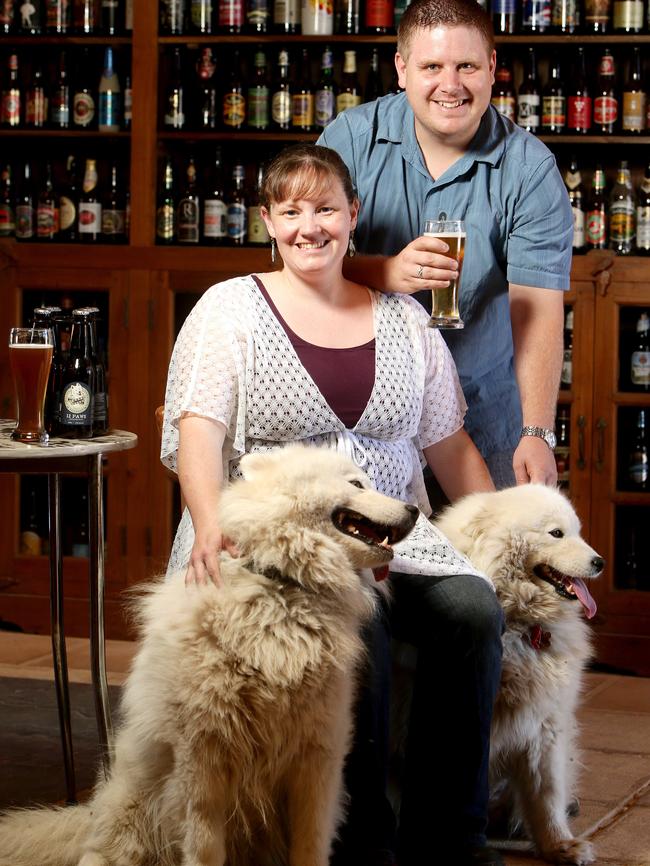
[
  {"xmin": 423, "ymin": 218, "xmax": 466, "ymax": 329},
  {"xmin": 8, "ymin": 327, "xmax": 54, "ymax": 444}
]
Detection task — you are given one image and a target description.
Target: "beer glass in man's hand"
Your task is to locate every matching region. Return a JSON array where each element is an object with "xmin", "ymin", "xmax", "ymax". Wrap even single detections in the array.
[
  {"xmin": 423, "ymin": 219, "xmax": 466, "ymax": 329},
  {"xmin": 9, "ymin": 327, "xmax": 54, "ymax": 443}
]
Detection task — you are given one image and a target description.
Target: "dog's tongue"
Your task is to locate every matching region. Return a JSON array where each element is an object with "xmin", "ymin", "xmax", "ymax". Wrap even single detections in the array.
[
  {"xmin": 570, "ymin": 578, "xmax": 597, "ymax": 619},
  {"xmin": 373, "ymin": 565, "xmax": 389, "ymax": 582}
]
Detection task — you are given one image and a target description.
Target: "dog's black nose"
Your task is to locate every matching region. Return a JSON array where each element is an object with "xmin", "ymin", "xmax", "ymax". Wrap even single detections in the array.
[
  {"xmin": 592, "ymin": 556, "xmax": 605, "ymax": 572},
  {"xmin": 406, "ymin": 504, "xmax": 419, "ymax": 517}
]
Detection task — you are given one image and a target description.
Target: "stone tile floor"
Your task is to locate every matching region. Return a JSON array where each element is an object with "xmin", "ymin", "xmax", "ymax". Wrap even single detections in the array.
[{"xmin": 1, "ymin": 633, "xmax": 649, "ymax": 865}]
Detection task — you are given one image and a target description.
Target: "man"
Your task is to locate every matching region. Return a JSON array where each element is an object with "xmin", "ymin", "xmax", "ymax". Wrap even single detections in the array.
[{"xmin": 319, "ymin": 0, "xmax": 572, "ymax": 490}]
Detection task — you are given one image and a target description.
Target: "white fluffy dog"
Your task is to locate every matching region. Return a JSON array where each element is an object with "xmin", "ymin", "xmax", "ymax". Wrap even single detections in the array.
[
  {"xmin": 436, "ymin": 484, "xmax": 604, "ymax": 866},
  {"xmin": 0, "ymin": 446, "xmax": 417, "ymax": 866}
]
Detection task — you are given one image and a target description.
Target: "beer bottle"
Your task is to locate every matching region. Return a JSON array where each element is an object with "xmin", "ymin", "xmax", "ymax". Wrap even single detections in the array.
[
  {"xmin": 1, "ymin": 0, "xmax": 15, "ymax": 33},
  {"xmin": 196, "ymin": 46, "xmax": 217, "ymax": 129},
  {"xmin": 521, "ymin": 0, "xmax": 551, "ymax": 32},
  {"xmin": 541, "ymin": 54, "xmax": 565, "ymax": 134},
  {"xmin": 554, "ymin": 406, "xmax": 571, "ymax": 488},
  {"xmin": 58, "ymin": 308, "xmax": 95, "ymax": 439},
  {"xmin": 102, "ymin": 0, "xmax": 121, "ymax": 33},
  {"xmin": 564, "ymin": 159, "xmax": 586, "ymax": 255},
  {"xmin": 82, "ymin": 306, "xmax": 108, "ymax": 433},
  {"xmin": 292, "ymin": 48, "xmax": 315, "ymax": 132},
  {"xmin": 247, "ymin": 48, "xmax": 270, "ymax": 131},
  {"xmin": 50, "ymin": 51, "xmax": 71, "ymax": 130},
  {"xmin": 160, "ymin": 0, "xmax": 186, "ymax": 33},
  {"xmin": 177, "ymin": 156, "xmax": 200, "ymax": 244},
  {"xmin": 587, "ymin": 166, "xmax": 608, "ymax": 251},
  {"xmin": 0, "ymin": 166, "xmax": 15, "ymax": 238},
  {"xmin": 566, "ymin": 47, "xmax": 591, "ymax": 135},
  {"xmin": 627, "ymin": 408, "xmax": 649, "ymax": 490},
  {"xmin": 15, "ymin": 161, "xmax": 35, "ymax": 242},
  {"xmin": 551, "ymin": 0, "xmax": 579, "ymax": 32},
  {"xmin": 613, "ymin": 0, "xmax": 643, "ymax": 31},
  {"xmin": 47, "ymin": 0, "xmax": 70, "ymax": 30},
  {"xmin": 584, "ymin": 0, "xmax": 611, "ymax": 30},
  {"xmin": 25, "ymin": 65, "xmax": 48, "ymax": 128},
  {"xmin": 190, "ymin": 0, "xmax": 213, "ymax": 32},
  {"xmin": 273, "ymin": 0, "xmax": 299, "ymax": 31},
  {"xmin": 271, "ymin": 50, "xmax": 292, "ymax": 131},
  {"xmin": 491, "ymin": 56, "xmax": 515, "ymax": 123},
  {"xmin": 248, "ymin": 164, "xmax": 270, "ymax": 246},
  {"xmin": 336, "ymin": 0, "xmax": 360, "ymax": 33},
  {"xmin": 247, "ymin": 0, "xmax": 269, "ymax": 32},
  {"xmin": 19, "ymin": 0, "xmax": 42, "ymax": 32},
  {"xmin": 517, "ymin": 47, "xmax": 540, "ymax": 134},
  {"xmin": 164, "ymin": 47, "xmax": 186, "ymax": 130},
  {"xmin": 315, "ymin": 47, "xmax": 336, "ymax": 130},
  {"xmin": 73, "ymin": 0, "xmax": 99, "ymax": 33},
  {"xmin": 78, "ymin": 158, "xmax": 103, "ymax": 243},
  {"xmin": 365, "ymin": 47, "xmax": 384, "ymax": 103},
  {"xmin": 33, "ymin": 306, "xmax": 62, "ymax": 433},
  {"xmin": 202, "ymin": 147, "xmax": 227, "ymax": 245},
  {"xmin": 219, "ymin": 0, "xmax": 244, "ymax": 32},
  {"xmin": 156, "ymin": 157, "xmax": 176, "ymax": 244},
  {"xmin": 636, "ymin": 163, "xmax": 650, "ymax": 255},
  {"xmin": 593, "ymin": 49, "xmax": 618, "ymax": 133},
  {"xmin": 73, "ymin": 48, "xmax": 97, "ymax": 130},
  {"xmin": 609, "ymin": 161, "xmax": 635, "ymax": 255},
  {"xmin": 222, "ymin": 49, "xmax": 246, "ymax": 130},
  {"xmin": 226, "ymin": 163, "xmax": 247, "ymax": 246},
  {"xmin": 59, "ymin": 155, "xmax": 79, "ymax": 243},
  {"xmin": 365, "ymin": 0, "xmax": 393, "ymax": 33},
  {"xmin": 123, "ymin": 73, "xmax": 132, "ymax": 130},
  {"xmin": 336, "ymin": 51, "xmax": 361, "ymax": 116},
  {"xmin": 20, "ymin": 485, "xmax": 43, "ymax": 555},
  {"xmin": 37, "ymin": 162, "xmax": 59, "ymax": 241},
  {"xmin": 302, "ymin": 0, "xmax": 333, "ymax": 33},
  {"xmin": 560, "ymin": 308, "xmax": 573, "ymax": 390},
  {"xmin": 102, "ymin": 161, "xmax": 127, "ymax": 242},
  {"xmin": 630, "ymin": 312, "xmax": 650, "ymax": 391},
  {"xmin": 621, "ymin": 47, "xmax": 646, "ymax": 135},
  {"xmin": 1, "ymin": 53, "xmax": 21, "ymax": 128},
  {"xmin": 492, "ymin": 0, "xmax": 515, "ymax": 34},
  {"xmin": 98, "ymin": 46, "xmax": 121, "ymax": 132}
]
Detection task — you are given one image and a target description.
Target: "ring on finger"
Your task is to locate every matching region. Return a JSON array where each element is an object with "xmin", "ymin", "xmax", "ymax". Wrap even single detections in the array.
[{"xmin": 416, "ymin": 265, "xmax": 423, "ymax": 279}]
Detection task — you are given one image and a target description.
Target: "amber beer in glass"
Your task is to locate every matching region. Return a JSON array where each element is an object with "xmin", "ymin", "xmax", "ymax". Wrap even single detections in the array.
[
  {"xmin": 9, "ymin": 327, "xmax": 54, "ymax": 443},
  {"xmin": 423, "ymin": 219, "xmax": 466, "ymax": 329}
]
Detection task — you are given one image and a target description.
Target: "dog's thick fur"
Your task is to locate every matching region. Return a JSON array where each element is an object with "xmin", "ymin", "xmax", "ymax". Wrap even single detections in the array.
[
  {"xmin": 436, "ymin": 484, "xmax": 603, "ymax": 866},
  {"xmin": 0, "ymin": 446, "xmax": 417, "ymax": 866}
]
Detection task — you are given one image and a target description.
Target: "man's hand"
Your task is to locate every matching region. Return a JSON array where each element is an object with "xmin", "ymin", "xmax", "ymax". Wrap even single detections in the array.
[
  {"xmin": 185, "ymin": 525, "xmax": 239, "ymax": 587},
  {"xmin": 513, "ymin": 436, "xmax": 558, "ymax": 486},
  {"xmin": 384, "ymin": 235, "xmax": 459, "ymax": 294}
]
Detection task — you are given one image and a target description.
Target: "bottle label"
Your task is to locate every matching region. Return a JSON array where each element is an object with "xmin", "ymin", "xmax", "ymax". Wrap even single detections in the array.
[
  {"xmin": 301, "ymin": 0, "xmax": 333, "ymax": 33},
  {"xmin": 99, "ymin": 92, "xmax": 120, "ymax": 129},
  {"xmin": 572, "ymin": 207, "xmax": 585, "ymax": 248},
  {"xmin": 227, "ymin": 202, "xmax": 247, "ymax": 240},
  {"xmin": 59, "ymin": 195, "xmax": 76, "ymax": 231},
  {"xmin": 561, "ymin": 350, "xmax": 573, "ymax": 385},
  {"xmin": 2, "ymin": 91, "xmax": 20, "ymax": 126},
  {"xmin": 272, "ymin": 90, "xmax": 291, "ymax": 125},
  {"xmin": 20, "ymin": 529, "xmax": 42, "ymax": 556},
  {"xmin": 555, "ymin": 446, "xmax": 570, "ymax": 484},
  {"xmin": 594, "ymin": 95, "xmax": 618, "ymax": 125},
  {"xmin": 552, "ymin": 0, "xmax": 579, "ymax": 28},
  {"xmin": 15, "ymin": 204, "xmax": 34, "ymax": 239},
  {"xmin": 631, "ymin": 351, "xmax": 650, "ymax": 385},
  {"xmin": 622, "ymin": 92, "xmax": 646, "ymax": 131},
  {"xmin": 177, "ymin": 199, "xmax": 200, "ymax": 243},
  {"xmin": 542, "ymin": 95, "xmax": 565, "ymax": 127},
  {"xmin": 610, "ymin": 203, "xmax": 635, "ymax": 243},
  {"xmin": 61, "ymin": 381, "xmax": 93, "ymax": 425},
  {"xmin": 585, "ymin": 0, "xmax": 611, "ymax": 24},
  {"xmin": 336, "ymin": 92, "xmax": 361, "ymax": 113},
  {"xmin": 636, "ymin": 206, "xmax": 650, "ymax": 249},
  {"xmin": 93, "ymin": 390, "xmax": 107, "ymax": 424},
  {"xmin": 273, "ymin": 0, "xmax": 299, "ymax": 23},
  {"xmin": 517, "ymin": 94, "xmax": 540, "ymax": 129},
  {"xmin": 219, "ymin": 0, "xmax": 244, "ymax": 26},
  {"xmin": 102, "ymin": 209, "xmax": 126, "ymax": 235},
  {"xmin": 491, "ymin": 96, "xmax": 515, "ymax": 121},
  {"xmin": 292, "ymin": 93, "xmax": 314, "ymax": 126},
  {"xmin": 26, "ymin": 92, "xmax": 47, "ymax": 126},
  {"xmin": 521, "ymin": 0, "xmax": 551, "ymax": 29},
  {"xmin": 79, "ymin": 202, "xmax": 102, "ymax": 234},
  {"xmin": 247, "ymin": 206, "xmax": 270, "ymax": 243},
  {"xmin": 247, "ymin": 0, "xmax": 269, "ymax": 27},
  {"xmin": 586, "ymin": 209, "xmax": 607, "ymax": 246},
  {"xmin": 315, "ymin": 89, "xmax": 336, "ymax": 127},
  {"xmin": 0, "ymin": 204, "xmax": 15, "ymax": 235},
  {"xmin": 248, "ymin": 87, "xmax": 269, "ymax": 128},
  {"xmin": 365, "ymin": 0, "xmax": 392, "ymax": 27},
  {"xmin": 492, "ymin": 0, "xmax": 516, "ymax": 11},
  {"xmin": 37, "ymin": 204, "xmax": 59, "ymax": 237},
  {"xmin": 0, "ymin": 0, "xmax": 15, "ymax": 26},
  {"xmin": 157, "ymin": 204, "xmax": 175, "ymax": 240},
  {"xmin": 613, "ymin": 0, "xmax": 643, "ymax": 28},
  {"xmin": 191, "ymin": 0, "xmax": 213, "ymax": 28},
  {"xmin": 161, "ymin": 0, "xmax": 184, "ymax": 31},
  {"xmin": 567, "ymin": 95, "xmax": 592, "ymax": 129},
  {"xmin": 50, "ymin": 92, "xmax": 70, "ymax": 126},
  {"xmin": 164, "ymin": 93, "xmax": 185, "ymax": 128},
  {"xmin": 203, "ymin": 199, "xmax": 227, "ymax": 238},
  {"xmin": 73, "ymin": 92, "xmax": 95, "ymax": 126},
  {"xmin": 629, "ymin": 453, "xmax": 648, "ymax": 485},
  {"xmin": 223, "ymin": 93, "xmax": 246, "ymax": 127}
]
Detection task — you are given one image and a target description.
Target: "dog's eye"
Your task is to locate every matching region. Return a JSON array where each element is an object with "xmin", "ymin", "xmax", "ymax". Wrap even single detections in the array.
[
  {"xmin": 549, "ymin": 529, "xmax": 564, "ymax": 538},
  {"xmin": 349, "ymin": 479, "xmax": 364, "ymax": 489}
]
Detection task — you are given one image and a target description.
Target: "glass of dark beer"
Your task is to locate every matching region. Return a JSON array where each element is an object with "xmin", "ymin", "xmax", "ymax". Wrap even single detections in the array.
[
  {"xmin": 423, "ymin": 218, "xmax": 466, "ymax": 329},
  {"xmin": 9, "ymin": 327, "xmax": 54, "ymax": 443}
]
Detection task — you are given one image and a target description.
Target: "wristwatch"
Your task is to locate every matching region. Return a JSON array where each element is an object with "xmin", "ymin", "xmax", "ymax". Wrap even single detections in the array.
[{"xmin": 521, "ymin": 426, "xmax": 557, "ymax": 451}]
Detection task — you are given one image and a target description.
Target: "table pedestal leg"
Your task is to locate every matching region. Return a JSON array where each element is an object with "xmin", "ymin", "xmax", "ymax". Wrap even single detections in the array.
[
  {"xmin": 88, "ymin": 453, "xmax": 113, "ymax": 774},
  {"xmin": 48, "ymin": 472, "xmax": 76, "ymax": 804}
]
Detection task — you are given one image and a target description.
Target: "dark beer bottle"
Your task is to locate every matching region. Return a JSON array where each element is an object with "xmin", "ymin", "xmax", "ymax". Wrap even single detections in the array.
[
  {"xmin": 50, "ymin": 51, "xmax": 71, "ymax": 129},
  {"xmin": 1, "ymin": 53, "xmax": 22, "ymax": 128},
  {"xmin": 564, "ymin": 158, "xmax": 586, "ymax": 254},
  {"xmin": 157, "ymin": 157, "xmax": 176, "ymax": 244},
  {"xmin": 560, "ymin": 308, "xmax": 573, "ymax": 390},
  {"xmin": 337, "ymin": 0, "xmax": 360, "ymax": 33},
  {"xmin": 47, "ymin": 0, "xmax": 71, "ymax": 30},
  {"xmin": 630, "ymin": 312, "xmax": 650, "ymax": 391},
  {"xmin": 25, "ymin": 65, "xmax": 47, "ymax": 128},
  {"xmin": 202, "ymin": 147, "xmax": 227, "ymax": 245},
  {"xmin": 521, "ymin": 0, "xmax": 551, "ymax": 32},
  {"xmin": 101, "ymin": 0, "xmax": 121, "ymax": 33},
  {"xmin": 58, "ymin": 309, "xmax": 95, "ymax": 439},
  {"xmin": 365, "ymin": 0, "xmax": 394, "ymax": 33},
  {"xmin": 365, "ymin": 47, "xmax": 384, "ymax": 103},
  {"xmin": 628, "ymin": 409, "xmax": 649, "ymax": 490},
  {"xmin": 636, "ymin": 164, "xmax": 650, "ymax": 255},
  {"xmin": 222, "ymin": 50, "xmax": 246, "ymax": 130},
  {"xmin": 1, "ymin": 0, "xmax": 15, "ymax": 33},
  {"xmin": 247, "ymin": 164, "xmax": 270, "ymax": 246},
  {"xmin": 73, "ymin": 48, "xmax": 97, "ymax": 130},
  {"xmin": 621, "ymin": 47, "xmax": 646, "ymax": 135},
  {"xmin": 315, "ymin": 47, "xmax": 336, "ymax": 131},
  {"xmin": 517, "ymin": 48, "xmax": 540, "ymax": 134},
  {"xmin": 247, "ymin": 48, "xmax": 270, "ymax": 131},
  {"xmin": 292, "ymin": 48, "xmax": 315, "ymax": 131},
  {"xmin": 196, "ymin": 47, "xmax": 217, "ymax": 129},
  {"xmin": 584, "ymin": 0, "xmax": 611, "ymax": 30},
  {"xmin": 247, "ymin": 0, "xmax": 269, "ymax": 32},
  {"xmin": 336, "ymin": 50, "xmax": 361, "ymax": 117},
  {"xmin": 164, "ymin": 47, "xmax": 186, "ymax": 129},
  {"xmin": 593, "ymin": 49, "xmax": 618, "ymax": 134},
  {"xmin": 37, "ymin": 162, "xmax": 59, "ymax": 242},
  {"xmin": 82, "ymin": 306, "xmax": 108, "ymax": 433},
  {"xmin": 271, "ymin": 49, "xmax": 292, "ymax": 131},
  {"xmin": 492, "ymin": 0, "xmax": 515, "ymax": 34},
  {"xmin": 609, "ymin": 160, "xmax": 635, "ymax": 255},
  {"xmin": 219, "ymin": 0, "xmax": 244, "ymax": 32},
  {"xmin": 226, "ymin": 163, "xmax": 247, "ymax": 246},
  {"xmin": 160, "ymin": 0, "xmax": 186, "ymax": 32},
  {"xmin": 73, "ymin": 0, "xmax": 99, "ymax": 33},
  {"xmin": 190, "ymin": 0, "xmax": 213, "ymax": 32},
  {"xmin": 15, "ymin": 161, "xmax": 35, "ymax": 242},
  {"xmin": 541, "ymin": 54, "xmax": 565, "ymax": 134},
  {"xmin": 273, "ymin": 0, "xmax": 299, "ymax": 31},
  {"xmin": 177, "ymin": 156, "xmax": 200, "ymax": 244},
  {"xmin": 566, "ymin": 47, "xmax": 591, "ymax": 134},
  {"xmin": 0, "ymin": 166, "xmax": 15, "ymax": 238},
  {"xmin": 555, "ymin": 406, "xmax": 571, "ymax": 488},
  {"xmin": 59, "ymin": 155, "xmax": 79, "ymax": 243},
  {"xmin": 78, "ymin": 158, "xmax": 102, "ymax": 243},
  {"xmin": 551, "ymin": 0, "xmax": 579, "ymax": 32},
  {"xmin": 491, "ymin": 56, "xmax": 515, "ymax": 123},
  {"xmin": 102, "ymin": 161, "xmax": 127, "ymax": 243},
  {"xmin": 586, "ymin": 166, "xmax": 608, "ymax": 251}
]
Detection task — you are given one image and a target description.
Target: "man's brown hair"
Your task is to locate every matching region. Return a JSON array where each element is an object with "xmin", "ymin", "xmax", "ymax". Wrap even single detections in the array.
[{"xmin": 397, "ymin": 0, "xmax": 495, "ymax": 59}]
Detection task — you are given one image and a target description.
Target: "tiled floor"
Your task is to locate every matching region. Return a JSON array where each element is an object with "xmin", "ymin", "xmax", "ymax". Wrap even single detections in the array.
[{"xmin": 1, "ymin": 633, "xmax": 649, "ymax": 865}]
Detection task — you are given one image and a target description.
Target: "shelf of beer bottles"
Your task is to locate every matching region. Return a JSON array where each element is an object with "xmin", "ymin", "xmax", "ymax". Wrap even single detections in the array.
[{"xmin": 159, "ymin": 130, "xmax": 316, "ymax": 141}]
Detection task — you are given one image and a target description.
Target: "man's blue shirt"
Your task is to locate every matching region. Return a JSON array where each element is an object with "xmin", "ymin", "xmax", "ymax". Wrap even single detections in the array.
[{"xmin": 319, "ymin": 95, "xmax": 573, "ymax": 458}]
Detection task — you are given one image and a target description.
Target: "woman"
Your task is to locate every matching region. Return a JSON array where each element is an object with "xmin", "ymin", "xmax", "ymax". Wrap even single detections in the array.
[{"xmin": 161, "ymin": 144, "xmax": 504, "ymax": 866}]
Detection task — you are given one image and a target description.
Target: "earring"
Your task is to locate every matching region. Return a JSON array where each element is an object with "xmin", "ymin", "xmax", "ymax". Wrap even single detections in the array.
[
  {"xmin": 270, "ymin": 237, "xmax": 276, "ymax": 264},
  {"xmin": 348, "ymin": 232, "xmax": 356, "ymax": 258}
]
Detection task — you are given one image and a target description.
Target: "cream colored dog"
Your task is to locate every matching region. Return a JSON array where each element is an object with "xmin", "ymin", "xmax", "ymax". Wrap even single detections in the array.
[
  {"xmin": 436, "ymin": 484, "xmax": 603, "ymax": 866},
  {"xmin": 0, "ymin": 445, "xmax": 417, "ymax": 866}
]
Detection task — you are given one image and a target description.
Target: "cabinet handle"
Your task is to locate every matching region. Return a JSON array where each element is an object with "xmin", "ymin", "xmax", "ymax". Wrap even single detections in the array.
[
  {"xmin": 595, "ymin": 417, "xmax": 607, "ymax": 472},
  {"xmin": 577, "ymin": 415, "xmax": 586, "ymax": 470}
]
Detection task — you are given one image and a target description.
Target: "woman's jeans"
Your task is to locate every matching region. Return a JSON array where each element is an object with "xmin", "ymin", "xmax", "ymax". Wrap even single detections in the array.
[{"xmin": 332, "ymin": 572, "xmax": 504, "ymax": 866}]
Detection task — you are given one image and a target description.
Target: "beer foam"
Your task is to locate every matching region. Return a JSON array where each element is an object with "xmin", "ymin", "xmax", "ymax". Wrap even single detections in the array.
[
  {"xmin": 9, "ymin": 343, "xmax": 52, "ymax": 348},
  {"xmin": 423, "ymin": 232, "xmax": 467, "ymax": 238}
]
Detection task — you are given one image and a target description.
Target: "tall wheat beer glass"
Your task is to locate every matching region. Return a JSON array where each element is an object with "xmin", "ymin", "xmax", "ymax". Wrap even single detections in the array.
[
  {"xmin": 423, "ymin": 218, "xmax": 466, "ymax": 329},
  {"xmin": 9, "ymin": 327, "xmax": 54, "ymax": 443}
]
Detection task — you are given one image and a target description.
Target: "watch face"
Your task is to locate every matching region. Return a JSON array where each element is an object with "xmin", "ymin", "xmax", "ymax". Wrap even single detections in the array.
[{"xmin": 547, "ymin": 432, "xmax": 557, "ymax": 449}]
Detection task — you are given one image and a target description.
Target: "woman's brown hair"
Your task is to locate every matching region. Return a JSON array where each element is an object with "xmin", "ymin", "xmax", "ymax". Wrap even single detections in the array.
[{"xmin": 260, "ymin": 144, "xmax": 357, "ymax": 210}]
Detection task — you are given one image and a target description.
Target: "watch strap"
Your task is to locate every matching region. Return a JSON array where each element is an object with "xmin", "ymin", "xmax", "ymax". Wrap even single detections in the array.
[{"xmin": 521, "ymin": 425, "xmax": 557, "ymax": 450}]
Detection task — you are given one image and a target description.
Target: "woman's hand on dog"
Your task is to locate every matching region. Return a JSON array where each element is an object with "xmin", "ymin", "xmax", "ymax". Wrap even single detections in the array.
[{"xmin": 185, "ymin": 526, "xmax": 239, "ymax": 586}]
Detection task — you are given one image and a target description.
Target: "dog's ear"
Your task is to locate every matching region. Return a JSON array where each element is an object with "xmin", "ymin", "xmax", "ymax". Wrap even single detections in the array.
[{"xmin": 239, "ymin": 451, "xmax": 277, "ymax": 481}]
